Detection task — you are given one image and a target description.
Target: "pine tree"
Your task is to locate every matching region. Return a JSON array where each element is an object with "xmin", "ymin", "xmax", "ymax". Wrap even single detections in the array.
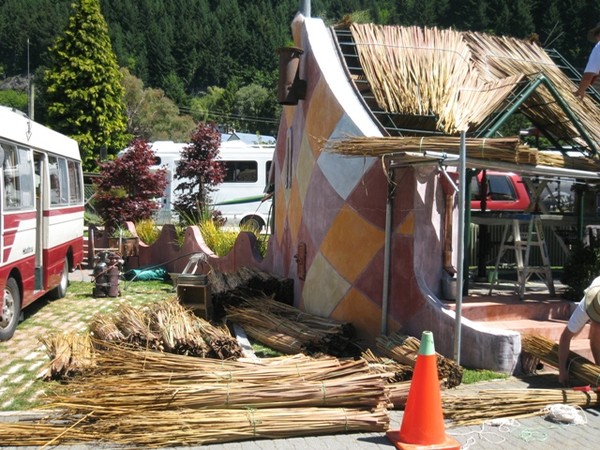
[{"xmin": 44, "ymin": 0, "xmax": 129, "ymax": 171}]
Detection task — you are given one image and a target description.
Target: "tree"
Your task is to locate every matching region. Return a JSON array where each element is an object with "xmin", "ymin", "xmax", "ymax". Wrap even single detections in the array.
[
  {"xmin": 173, "ymin": 122, "xmax": 225, "ymax": 219},
  {"xmin": 232, "ymin": 83, "xmax": 280, "ymax": 136},
  {"xmin": 94, "ymin": 139, "xmax": 167, "ymax": 232},
  {"xmin": 121, "ymin": 68, "xmax": 196, "ymax": 142},
  {"xmin": 43, "ymin": 0, "xmax": 129, "ymax": 171}
]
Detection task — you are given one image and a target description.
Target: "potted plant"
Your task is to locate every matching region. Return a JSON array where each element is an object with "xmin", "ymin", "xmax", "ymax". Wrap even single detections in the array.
[{"xmin": 108, "ymin": 227, "xmax": 139, "ymax": 257}]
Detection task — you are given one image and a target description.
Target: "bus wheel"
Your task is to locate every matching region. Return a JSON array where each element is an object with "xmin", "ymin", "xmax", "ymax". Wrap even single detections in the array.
[
  {"xmin": 240, "ymin": 215, "xmax": 265, "ymax": 232},
  {"xmin": 50, "ymin": 257, "xmax": 69, "ymax": 300},
  {"xmin": 0, "ymin": 278, "xmax": 21, "ymax": 341}
]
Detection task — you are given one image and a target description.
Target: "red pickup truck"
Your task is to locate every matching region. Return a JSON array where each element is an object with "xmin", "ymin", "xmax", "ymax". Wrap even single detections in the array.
[{"xmin": 471, "ymin": 171, "xmax": 531, "ymax": 211}]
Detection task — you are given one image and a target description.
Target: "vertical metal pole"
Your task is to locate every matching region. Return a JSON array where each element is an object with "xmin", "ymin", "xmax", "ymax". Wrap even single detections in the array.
[
  {"xmin": 300, "ymin": 0, "xmax": 311, "ymax": 17},
  {"xmin": 381, "ymin": 168, "xmax": 394, "ymax": 335},
  {"xmin": 453, "ymin": 131, "xmax": 467, "ymax": 364}
]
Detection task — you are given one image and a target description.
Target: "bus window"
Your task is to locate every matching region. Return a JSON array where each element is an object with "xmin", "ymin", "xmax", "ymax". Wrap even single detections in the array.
[
  {"xmin": 68, "ymin": 160, "xmax": 83, "ymax": 203},
  {"xmin": 223, "ymin": 161, "xmax": 258, "ymax": 183},
  {"xmin": 2, "ymin": 144, "xmax": 34, "ymax": 209},
  {"xmin": 48, "ymin": 155, "xmax": 67, "ymax": 205},
  {"xmin": 265, "ymin": 161, "xmax": 272, "ymax": 185}
]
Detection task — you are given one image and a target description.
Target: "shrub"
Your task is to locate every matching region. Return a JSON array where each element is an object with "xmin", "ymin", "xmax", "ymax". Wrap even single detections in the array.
[
  {"xmin": 135, "ymin": 219, "xmax": 161, "ymax": 245},
  {"xmin": 94, "ymin": 139, "xmax": 168, "ymax": 232}
]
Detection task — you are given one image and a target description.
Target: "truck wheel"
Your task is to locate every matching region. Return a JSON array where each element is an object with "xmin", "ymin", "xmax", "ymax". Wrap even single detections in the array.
[
  {"xmin": 0, "ymin": 278, "xmax": 21, "ymax": 341},
  {"xmin": 240, "ymin": 215, "xmax": 265, "ymax": 232},
  {"xmin": 49, "ymin": 257, "xmax": 69, "ymax": 300}
]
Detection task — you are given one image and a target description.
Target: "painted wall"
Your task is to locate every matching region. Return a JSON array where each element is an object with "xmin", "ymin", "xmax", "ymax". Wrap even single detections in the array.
[{"xmin": 267, "ymin": 14, "xmax": 520, "ymax": 372}]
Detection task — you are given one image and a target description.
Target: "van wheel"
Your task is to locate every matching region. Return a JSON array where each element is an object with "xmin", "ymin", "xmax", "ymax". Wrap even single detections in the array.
[
  {"xmin": 49, "ymin": 257, "xmax": 69, "ymax": 300},
  {"xmin": 240, "ymin": 215, "xmax": 265, "ymax": 232},
  {"xmin": 0, "ymin": 278, "xmax": 21, "ymax": 341}
]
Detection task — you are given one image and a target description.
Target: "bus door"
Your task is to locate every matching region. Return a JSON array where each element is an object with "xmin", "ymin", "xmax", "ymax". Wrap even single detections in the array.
[{"xmin": 34, "ymin": 152, "xmax": 44, "ymax": 290}]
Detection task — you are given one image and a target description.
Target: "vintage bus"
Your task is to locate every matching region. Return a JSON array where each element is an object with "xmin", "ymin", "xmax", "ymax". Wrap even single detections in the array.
[
  {"xmin": 0, "ymin": 106, "xmax": 84, "ymax": 341},
  {"xmin": 141, "ymin": 137, "xmax": 274, "ymax": 231}
]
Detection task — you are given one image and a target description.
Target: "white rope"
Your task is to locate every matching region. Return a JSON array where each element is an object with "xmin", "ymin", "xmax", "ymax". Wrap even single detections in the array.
[{"xmin": 542, "ymin": 404, "xmax": 587, "ymax": 425}]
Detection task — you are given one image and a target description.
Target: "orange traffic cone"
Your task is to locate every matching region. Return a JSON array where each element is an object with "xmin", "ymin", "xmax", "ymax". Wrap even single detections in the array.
[{"xmin": 386, "ymin": 331, "xmax": 460, "ymax": 450}]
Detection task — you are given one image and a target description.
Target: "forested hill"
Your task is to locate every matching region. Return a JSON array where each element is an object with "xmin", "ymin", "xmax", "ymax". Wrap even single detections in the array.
[{"xmin": 0, "ymin": 0, "xmax": 599, "ymax": 134}]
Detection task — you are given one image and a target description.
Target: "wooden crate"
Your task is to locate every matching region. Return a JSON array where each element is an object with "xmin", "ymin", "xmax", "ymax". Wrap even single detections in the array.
[{"xmin": 177, "ymin": 283, "xmax": 212, "ymax": 320}]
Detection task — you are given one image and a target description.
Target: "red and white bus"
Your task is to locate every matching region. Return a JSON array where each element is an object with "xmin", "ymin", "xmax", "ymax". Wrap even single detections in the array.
[{"xmin": 0, "ymin": 106, "xmax": 84, "ymax": 341}]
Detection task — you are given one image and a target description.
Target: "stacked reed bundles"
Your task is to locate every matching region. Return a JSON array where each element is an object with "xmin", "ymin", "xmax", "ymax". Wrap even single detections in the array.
[
  {"xmin": 38, "ymin": 331, "xmax": 95, "ymax": 380},
  {"xmin": 2, "ymin": 346, "xmax": 391, "ymax": 446},
  {"xmin": 0, "ymin": 406, "xmax": 389, "ymax": 448},
  {"xmin": 376, "ymin": 333, "xmax": 463, "ymax": 388},
  {"xmin": 521, "ymin": 334, "xmax": 600, "ymax": 386},
  {"xmin": 88, "ymin": 298, "xmax": 242, "ymax": 359},
  {"xmin": 443, "ymin": 388, "xmax": 600, "ymax": 426},
  {"xmin": 226, "ymin": 295, "xmax": 356, "ymax": 356}
]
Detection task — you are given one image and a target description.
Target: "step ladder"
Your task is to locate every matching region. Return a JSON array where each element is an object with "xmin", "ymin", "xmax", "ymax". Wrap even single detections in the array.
[{"xmin": 488, "ymin": 215, "xmax": 555, "ymax": 299}]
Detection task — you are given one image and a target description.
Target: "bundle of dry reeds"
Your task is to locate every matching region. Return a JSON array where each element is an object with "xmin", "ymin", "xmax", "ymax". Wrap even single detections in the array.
[
  {"xmin": 443, "ymin": 388, "xmax": 600, "ymax": 426},
  {"xmin": 361, "ymin": 348, "xmax": 413, "ymax": 382},
  {"xmin": 0, "ymin": 406, "xmax": 389, "ymax": 448},
  {"xmin": 209, "ymin": 267, "xmax": 294, "ymax": 319},
  {"xmin": 82, "ymin": 340, "xmax": 374, "ymax": 384},
  {"xmin": 88, "ymin": 298, "xmax": 242, "ymax": 359},
  {"xmin": 326, "ymin": 135, "xmax": 600, "ymax": 171},
  {"xmin": 49, "ymin": 371, "xmax": 389, "ymax": 415},
  {"xmin": 521, "ymin": 334, "xmax": 600, "ymax": 386},
  {"xmin": 226, "ymin": 295, "xmax": 355, "ymax": 356},
  {"xmin": 38, "ymin": 331, "xmax": 95, "ymax": 380},
  {"xmin": 376, "ymin": 333, "xmax": 463, "ymax": 388}
]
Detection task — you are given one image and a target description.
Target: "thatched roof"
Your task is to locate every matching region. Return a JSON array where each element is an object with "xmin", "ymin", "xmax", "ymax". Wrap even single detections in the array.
[{"xmin": 342, "ymin": 24, "xmax": 600, "ymax": 156}]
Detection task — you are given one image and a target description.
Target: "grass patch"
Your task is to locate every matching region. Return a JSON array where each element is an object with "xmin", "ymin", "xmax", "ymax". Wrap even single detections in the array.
[
  {"xmin": 251, "ymin": 341, "xmax": 283, "ymax": 358},
  {"xmin": 461, "ymin": 368, "xmax": 509, "ymax": 384}
]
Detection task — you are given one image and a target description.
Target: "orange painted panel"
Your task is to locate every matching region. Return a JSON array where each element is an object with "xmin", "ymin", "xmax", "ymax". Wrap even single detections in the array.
[{"xmin": 321, "ymin": 204, "xmax": 384, "ymax": 283}]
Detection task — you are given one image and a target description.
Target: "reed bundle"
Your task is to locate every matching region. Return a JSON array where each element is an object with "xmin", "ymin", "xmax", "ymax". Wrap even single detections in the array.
[
  {"xmin": 88, "ymin": 298, "xmax": 242, "ymax": 359},
  {"xmin": 386, "ymin": 381, "xmax": 411, "ymax": 409},
  {"xmin": 443, "ymin": 388, "xmax": 600, "ymax": 426},
  {"xmin": 209, "ymin": 267, "xmax": 294, "ymax": 319},
  {"xmin": 49, "ymin": 371, "xmax": 389, "ymax": 415},
  {"xmin": 83, "ymin": 341, "xmax": 374, "ymax": 384},
  {"xmin": 226, "ymin": 296, "xmax": 355, "ymax": 356},
  {"xmin": 376, "ymin": 333, "xmax": 463, "ymax": 388},
  {"xmin": 361, "ymin": 348, "xmax": 413, "ymax": 382},
  {"xmin": 521, "ymin": 334, "xmax": 600, "ymax": 387},
  {"xmin": 326, "ymin": 135, "xmax": 600, "ymax": 171},
  {"xmin": 0, "ymin": 406, "xmax": 389, "ymax": 448},
  {"xmin": 38, "ymin": 331, "xmax": 94, "ymax": 380}
]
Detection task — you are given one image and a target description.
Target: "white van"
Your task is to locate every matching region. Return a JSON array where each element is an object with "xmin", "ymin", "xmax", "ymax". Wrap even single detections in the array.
[{"xmin": 147, "ymin": 136, "xmax": 274, "ymax": 230}]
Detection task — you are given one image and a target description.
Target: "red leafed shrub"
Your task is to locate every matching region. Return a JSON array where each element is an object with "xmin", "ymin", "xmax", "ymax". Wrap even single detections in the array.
[
  {"xmin": 173, "ymin": 122, "xmax": 226, "ymax": 219},
  {"xmin": 94, "ymin": 139, "xmax": 168, "ymax": 232}
]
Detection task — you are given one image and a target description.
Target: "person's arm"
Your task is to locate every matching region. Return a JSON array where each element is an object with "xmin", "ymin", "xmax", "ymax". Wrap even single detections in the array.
[
  {"xmin": 558, "ymin": 326, "xmax": 575, "ymax": 385},
  {"xmin": 575, "ymin": 73, "xmax": 597, "ymax": 98}
]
